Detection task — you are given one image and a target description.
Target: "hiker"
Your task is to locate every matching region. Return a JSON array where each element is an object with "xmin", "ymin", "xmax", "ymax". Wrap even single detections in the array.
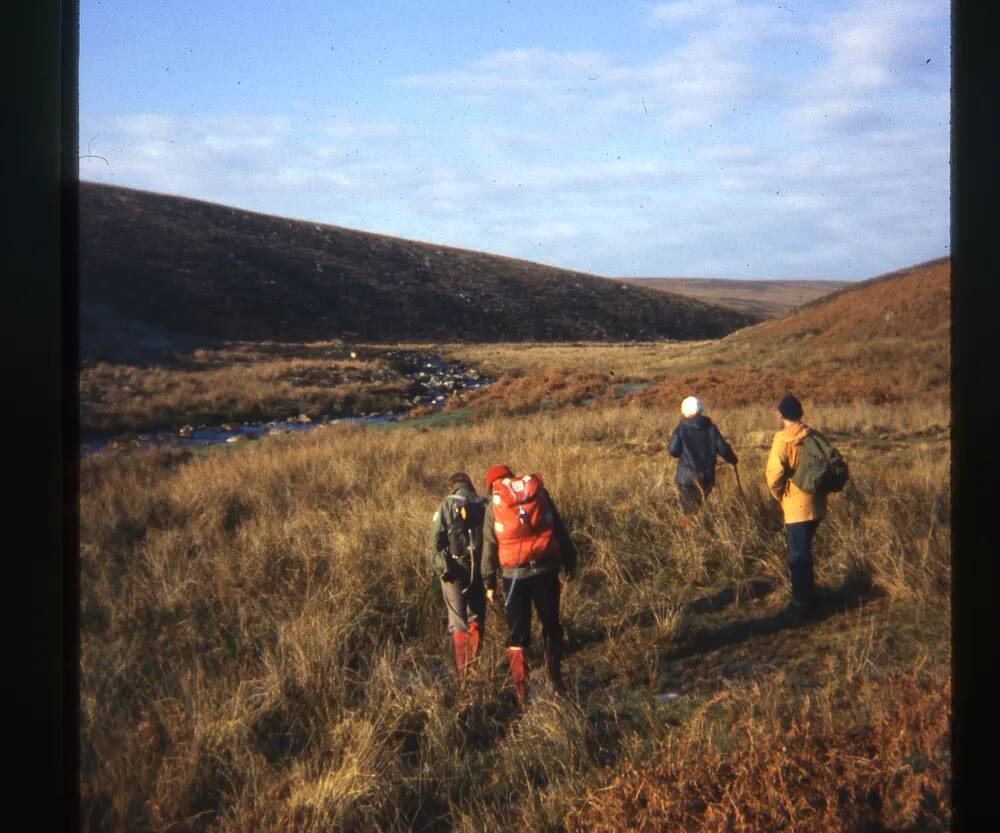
[
  {"xmin": 765, "ymin": 395, "xmax": 848, "ymax": 619},
  {"xmin": 482, "ymin": 465, "xmax": 578, "ymax": 704},
  {"xmin": 668, "ymin": 396, "xmax": 739, "ymax": 530},
  {"xmin": 427, "ymin": 472, "xmax": 489, "ymax": 681}
]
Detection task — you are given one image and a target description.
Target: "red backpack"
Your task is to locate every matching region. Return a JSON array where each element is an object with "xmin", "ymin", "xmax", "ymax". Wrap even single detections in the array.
[{"xmin": 490, "ymin": 474, "xmax": 559, "ymax": 568}]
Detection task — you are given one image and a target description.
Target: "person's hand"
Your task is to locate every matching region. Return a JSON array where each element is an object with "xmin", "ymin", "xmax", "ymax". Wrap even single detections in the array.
[{"xmin": 486, "ymin": 588, "xmax": 495, "ymax": 604}]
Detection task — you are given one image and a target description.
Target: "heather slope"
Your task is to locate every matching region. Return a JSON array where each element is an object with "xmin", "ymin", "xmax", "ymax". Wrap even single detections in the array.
[{"xmin": 80, "ymin": 182, "xmax": 757, "ymax": 362}]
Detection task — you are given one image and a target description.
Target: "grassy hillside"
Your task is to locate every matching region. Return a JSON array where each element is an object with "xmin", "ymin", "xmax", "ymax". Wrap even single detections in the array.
[
  {"xmin": 437, "ymin": 257, "xmax": 950, "ymax": 416},
  {"xmin": 616, "ymin": 277, "xmax": 850, "ymax": 318},
  {"xmin": 80, "ymin": 182, "xmax": 757, "ymax": 362}
]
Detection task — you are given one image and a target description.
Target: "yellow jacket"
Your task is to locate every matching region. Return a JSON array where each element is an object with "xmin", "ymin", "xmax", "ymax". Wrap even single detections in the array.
[{"xmin": 765, "ymin": 422, "xmax": 827, "ymax": 524}]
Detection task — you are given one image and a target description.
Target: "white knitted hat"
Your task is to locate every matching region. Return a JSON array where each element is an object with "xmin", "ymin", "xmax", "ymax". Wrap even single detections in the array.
[{"xmin": 681, "ymin": 396, "xmax": 703, "ymax": 417}]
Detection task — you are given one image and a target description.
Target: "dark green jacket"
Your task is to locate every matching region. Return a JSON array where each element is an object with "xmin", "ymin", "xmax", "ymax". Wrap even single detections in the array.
[{"xmin": 426, "ymin": 484, "xmax": 488, "ymax": 583}]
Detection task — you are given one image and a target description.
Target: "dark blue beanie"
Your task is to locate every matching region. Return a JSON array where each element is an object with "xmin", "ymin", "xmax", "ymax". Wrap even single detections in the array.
[{"xmin": 778, "ymin": 395, "xmax": 803, "ymax": 421}]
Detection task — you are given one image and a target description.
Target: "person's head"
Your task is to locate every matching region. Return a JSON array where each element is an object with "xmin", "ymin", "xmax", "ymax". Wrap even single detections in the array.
[
  {"xmin": 777, "ymin": 394, "xmax": 804, "ymax": 425},
  {"xmin": 448, "ymin": 472, "xmax": 475, "ymax": 493},
  {"xmin": 681, "ymin": 395, "xmax": 703, "ymax": 418},
  {"xmin": 484, "ymin": 464, "xmax": 513, "ymax": 490}
]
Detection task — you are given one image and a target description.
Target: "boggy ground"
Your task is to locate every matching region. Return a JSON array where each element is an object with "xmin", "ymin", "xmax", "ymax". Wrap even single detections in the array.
[
  {"xmin": 80, "ymin": 397, "xmax": 950, "ymax": 833},
  {"xmin": 80, "ymin": 340, "xmax": 484, "ymax": 440}
]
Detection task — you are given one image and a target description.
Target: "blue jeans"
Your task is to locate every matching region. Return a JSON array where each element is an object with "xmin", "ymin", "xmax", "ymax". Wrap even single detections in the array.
[{"xmin": 785, "ymin": 520, "xmax": 819, "ymax": 606}]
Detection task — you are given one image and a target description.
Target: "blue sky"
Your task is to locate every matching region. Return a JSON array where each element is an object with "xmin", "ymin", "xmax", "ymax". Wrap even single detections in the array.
[{"xmin": 80, "ymin": 0, "xmax": 950, "ymax": 280}]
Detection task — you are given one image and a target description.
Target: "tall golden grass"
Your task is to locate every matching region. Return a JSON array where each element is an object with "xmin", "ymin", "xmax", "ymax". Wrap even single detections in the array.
[{"xmin": 81, "ymin": 399, "xmax": 950, "ymax": 832}]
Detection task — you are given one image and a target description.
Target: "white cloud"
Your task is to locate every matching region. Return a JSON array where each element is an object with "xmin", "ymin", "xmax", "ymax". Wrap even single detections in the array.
[
  {"xmin": 80, "ymin": 1, "xmax": 948, "ymax": 280},
  {"xmin": 788, "ymin": 0, "xmax": 949, "ymax": 140},
  {"xmin": 114, "ymin": 113, "xmax": 177, "ymax": 138},
  {"xmin": 393, "ymin": 41, "xmax": 757, "ymax": 134},
  {"xmin": 395, "ymin": 48, "xmax": 613, "ymax": 96},
  {"xmin": 202, "ymin": 134, "xmax": 279, "ymax": 153},
  {"xmin": 322, "ymin": 116, "xmax": 417, "ymax": 140},
  {"xmin": 650, "ymin": 0, "xmax": 732, "ymax": 24}
]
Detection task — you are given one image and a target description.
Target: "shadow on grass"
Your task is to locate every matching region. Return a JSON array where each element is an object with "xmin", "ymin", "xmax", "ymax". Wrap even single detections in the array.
[
  {"xmin": 681, "ymin": 579, "xmax": 776, "ymax": 616},
  {"xmin": 660, "ymin": 570, "xmax": 884, "ymax": 666},
  {"xmin": 565, "ymin": 579, "xmax": 777, "ymax": 656}
]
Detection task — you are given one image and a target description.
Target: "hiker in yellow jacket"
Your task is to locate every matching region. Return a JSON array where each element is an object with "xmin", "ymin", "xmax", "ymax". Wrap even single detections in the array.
[{"xmin": 765, "ymin": 395, "xmax": 827, "ymax": 619}]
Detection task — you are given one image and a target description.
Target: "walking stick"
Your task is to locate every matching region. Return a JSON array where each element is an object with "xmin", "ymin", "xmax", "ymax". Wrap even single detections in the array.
[{"xmin": 733, "ymin": 462, "xmax": 747, "ymax": 505}]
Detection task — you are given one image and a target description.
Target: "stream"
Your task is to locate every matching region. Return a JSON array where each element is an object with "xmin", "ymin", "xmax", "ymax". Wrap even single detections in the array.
[{"xmin": 81, "ymin": 351, "xmax": 492, "ymax": 456}]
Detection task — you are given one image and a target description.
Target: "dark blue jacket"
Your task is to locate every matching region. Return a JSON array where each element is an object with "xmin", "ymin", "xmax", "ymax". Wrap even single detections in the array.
[{"xmin": 668, "ymin": 416, "xmax": 738, "ymax": 488}]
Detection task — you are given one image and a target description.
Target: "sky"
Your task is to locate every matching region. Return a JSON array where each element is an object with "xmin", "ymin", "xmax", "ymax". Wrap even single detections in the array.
[{"xmin": 79, "ymin": 0, "xmax": 950, "ymax": 280}]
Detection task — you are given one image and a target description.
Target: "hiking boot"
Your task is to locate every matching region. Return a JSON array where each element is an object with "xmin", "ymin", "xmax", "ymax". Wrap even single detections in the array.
[
  {"xmin": 507, "ymin": 647, "xmax": 528, "ymax": 704},
  {"xmin": 467, "ymin": 621, "xmax": 482, "ymax": 661},
  {"xmin": 544, "ymin": 640, "xmax": 565, "ymax": 693},
  {"xmin": 453, "ymin": 630, "xmax": 471, "ymax": 677}
]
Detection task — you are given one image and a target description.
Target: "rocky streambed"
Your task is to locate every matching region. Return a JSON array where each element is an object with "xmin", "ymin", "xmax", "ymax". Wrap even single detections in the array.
[{"xmin": 81, "ymin": 350, "xmax": 491, "ymax": 455}]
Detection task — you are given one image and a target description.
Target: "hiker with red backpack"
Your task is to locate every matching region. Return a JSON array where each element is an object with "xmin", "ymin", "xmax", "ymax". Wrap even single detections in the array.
[
  {"xmin": 765, "ymin": 395, "xmax": 849, "ymax": 620},
  {"xmin": 427, "ymin": 472, "xmax": 489, "ymax": 681},
  {"xmin": 482, "ymin": 465, "xmax": 578, "ymax": 704},
  {"xmin": 668, "ymin": 396, "xmax": 739, "ymax": 530}
]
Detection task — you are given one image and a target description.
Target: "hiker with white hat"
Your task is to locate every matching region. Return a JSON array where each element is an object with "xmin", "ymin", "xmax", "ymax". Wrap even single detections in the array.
[{"xmin": 667, "ymin": 396, "xmax": 739, "ymax": 530}]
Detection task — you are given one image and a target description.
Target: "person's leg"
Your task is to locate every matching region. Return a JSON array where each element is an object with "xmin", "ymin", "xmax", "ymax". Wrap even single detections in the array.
[
  {"xmin": 440, "ymin": 578, "xmax": 469, "ymax": 633},
  {"xmin": 503, "ymin": 575, "xmax": 532, "ymax": 702},
  {"xmin": 532, "ymin": 572, "xmax": 565, "ymax": 690},
  {"xmin": 677, "ymin": 485, "xmax": 700, "ymax": 530},
  {"xmin": 441, "ymin": 578, "xmax": 471, "ymax": 674},
  {"xmin": 785, "ymin": 521, "xmax": 817, "ymax": 609},
  {"xmin": 466, "ymin": 583, "xmax": 487, "ymax": 660},
  {"xmin": 677, "ymin": 484, "xmax": 698, "ymax": 514}
]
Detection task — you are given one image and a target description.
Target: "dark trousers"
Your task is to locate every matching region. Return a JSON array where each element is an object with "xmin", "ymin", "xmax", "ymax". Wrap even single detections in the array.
[
  {"xmin": 678, "ymin": 482, "xmax": 713, "ymax": 515},
  {"xmin": 786, "ymin": 520, "xmax": 820, "ymax": 606},
  {"xmin": 503, "ymin": 571, "xmax": 562, "ymax": 649}
]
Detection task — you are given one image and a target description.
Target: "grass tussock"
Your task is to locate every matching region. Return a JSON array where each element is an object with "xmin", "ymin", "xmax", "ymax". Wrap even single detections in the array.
[{"xmin": 81, "ymin": 397, "xmax": 950, "ymax": 833}]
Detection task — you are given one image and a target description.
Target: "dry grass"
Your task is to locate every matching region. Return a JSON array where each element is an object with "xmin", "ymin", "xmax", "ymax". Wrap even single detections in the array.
[
  {"xmin": 565, "ymin": 668, "xmax": 950, "ymax": 833},
  {"xmin": 80, "ymin": 341, "xmax": 411, "ymax": 437},
  {"xmin": 433, "ymin": 259, "xmax": 950, "ymax": 417},
  {"xmin": 80, "ymin": 396, "xmax": 950, "ymax": 832}
]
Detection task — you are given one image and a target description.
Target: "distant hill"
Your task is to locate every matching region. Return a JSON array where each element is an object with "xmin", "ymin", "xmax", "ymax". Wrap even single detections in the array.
[
  {"xmin": 732, "ymin": 257, "xmax": 949, "ymax": 346},
  {"xmin": 80, "ymin": 183, "xmax": 758, "ymax": 362},
  {"xmin": 648, "ymin": 257, "xmax": 951, "ymax": 406},
  {"xmin": 615, "ymin": 277, "xmax": 850, "ymax": 318}
]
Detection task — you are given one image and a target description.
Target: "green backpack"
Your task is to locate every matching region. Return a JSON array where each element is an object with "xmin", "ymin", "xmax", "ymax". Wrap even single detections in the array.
[{"xmin": 790, "ymin": 431, "xmax": 849, "ymax": 495}]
